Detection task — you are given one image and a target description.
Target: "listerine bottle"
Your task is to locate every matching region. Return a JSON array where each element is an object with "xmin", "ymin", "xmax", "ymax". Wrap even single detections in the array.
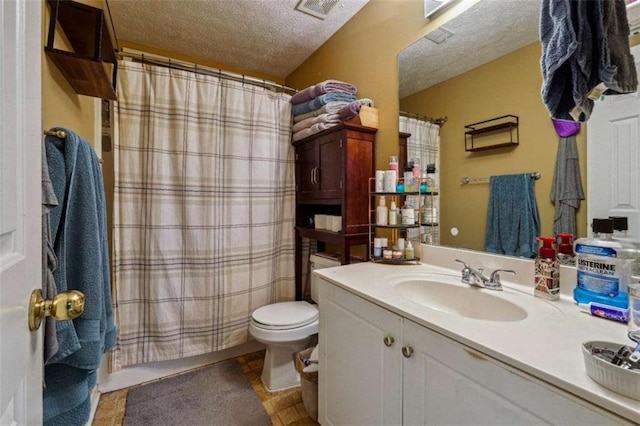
[{"xmin": 573, "ymin": 218, "xmax": 632, "ymax": 309}]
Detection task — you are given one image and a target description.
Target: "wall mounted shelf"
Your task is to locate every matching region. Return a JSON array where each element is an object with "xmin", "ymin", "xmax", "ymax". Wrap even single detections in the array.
[
  {"xmin": 464, "ymin": 115, "xmax": 518, "ymax": 152},
  {"xmin": 45, "ymin": 0, "xmax": 118, "ymax": 100}
]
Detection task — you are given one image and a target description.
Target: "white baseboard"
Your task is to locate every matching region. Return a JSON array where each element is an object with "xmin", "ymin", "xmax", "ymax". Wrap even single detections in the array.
[
  {"xmin": 87, "ymin": 388, "xmax": 100, "ymax": 425},
  {"xmin": 97, "ymin": 341, "xmax": 264, "ymax": 393}
]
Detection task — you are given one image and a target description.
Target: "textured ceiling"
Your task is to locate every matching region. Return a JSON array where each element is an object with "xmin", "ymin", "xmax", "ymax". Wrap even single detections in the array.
[
  {"xmin": 107, "ymin": 0, "xmax": 370, "ymax": 79},
  {"xmin": 398, "ymin": 0, "xmax": 541, "ymax": 98}
]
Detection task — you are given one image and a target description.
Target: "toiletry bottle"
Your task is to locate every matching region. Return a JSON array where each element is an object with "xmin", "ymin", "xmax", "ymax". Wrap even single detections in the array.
[
  {"xmin": 403, "ymin": 164, "xmax": 414, "ymax": 192},
  {"xmin": 376, "ymin": 196, "xmax": 388, "ymax": 226},
  {"xmin": 401, "ymin": 200, "xmax": 415, "ymax": 225},
  {"xmin": 389, "ymin": 156, "xmax": 399, "ymax": 173},
  {"xmin": 557, "ymin": 233, "xmax": 575, "ymax": 265},
  {"xmin": 373, "ymin": 238, "xmax": 382, "ymax": 258},
  {"xmin": 574, "ymin": 218, "xmax": 632, "ymax": 309},
  {"xmin": 534, "ymin": 236, "xmax": 560, "ymax": 300},
  {"xmin": 412, "ymin": 158, "xmax": 421, "ymax": 182},
  {"xmin": 420, "ymin": 172, "xmax": 428, "ymax": 193},
  {"xmin": 389, "ymin": 201, "xmax": 398, "ymax": 225},
  {"xmin": 610, "ymin": 216, "xmax": 640, "ymax": 277},
  {"xmin": 405, "ymin": 240, "xmax": 415, "ymax": 260}
]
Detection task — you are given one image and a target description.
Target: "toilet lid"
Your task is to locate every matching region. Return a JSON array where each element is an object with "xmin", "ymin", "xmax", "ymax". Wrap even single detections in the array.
[{"xmin": 252, "ymin": 301, "xmax": 318, "ymax": 330}]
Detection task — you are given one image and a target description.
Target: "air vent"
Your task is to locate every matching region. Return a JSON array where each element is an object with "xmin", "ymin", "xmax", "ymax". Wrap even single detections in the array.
[
  {"xmin": 424, "ymin": 26, "xmax": 454, "ymax": 44},
  {"xmin": 424, "ymin": 0, "xmax": 455, "ymax": 20},
  {"xmin": 295, "ymin": 0, "xmax": 340, "ymax": 20}
]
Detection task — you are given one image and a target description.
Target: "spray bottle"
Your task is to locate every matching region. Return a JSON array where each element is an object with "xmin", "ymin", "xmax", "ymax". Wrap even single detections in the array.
[{"xmin": 534, "ymin": 236, "xmax": 560, "ymax": 300}]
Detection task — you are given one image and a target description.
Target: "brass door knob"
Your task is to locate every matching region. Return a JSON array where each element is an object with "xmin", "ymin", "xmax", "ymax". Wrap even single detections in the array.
[{"xmin": 28, "ymin": 289, "xmax": 85, "ymax": 331}]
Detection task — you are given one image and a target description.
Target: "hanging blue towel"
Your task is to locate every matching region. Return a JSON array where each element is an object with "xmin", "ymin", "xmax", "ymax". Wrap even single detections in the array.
[
  {"xmin": 484, "ymin": 174, "xmax": 540, "ymax": 258},
  {"xmin": 43, "ymin": 128, "xmax": 116, "ymax": 426}
]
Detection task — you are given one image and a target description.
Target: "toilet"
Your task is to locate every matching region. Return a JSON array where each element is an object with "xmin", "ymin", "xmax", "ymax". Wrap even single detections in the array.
[
  {"xmin": 249, "ymin": 254, "xmax": 339, "ymax": 392},
  {"xmin": 249, "ymin": 301, "xmax": 318, "ymax": 391}
]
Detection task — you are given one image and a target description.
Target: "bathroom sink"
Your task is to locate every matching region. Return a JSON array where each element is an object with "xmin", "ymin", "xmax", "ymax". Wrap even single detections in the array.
[{"xmin": 394, "ymin": 279, "xmax": 528, "ymax": 322}]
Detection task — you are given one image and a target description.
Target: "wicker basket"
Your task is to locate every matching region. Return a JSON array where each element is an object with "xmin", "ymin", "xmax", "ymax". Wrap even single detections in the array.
[{"xmin": 295, "ymin": 347, "xmax": 318, "ymax": 384}]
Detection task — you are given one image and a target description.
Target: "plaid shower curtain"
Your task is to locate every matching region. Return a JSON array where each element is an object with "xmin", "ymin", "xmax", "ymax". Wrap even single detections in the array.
[
  {"xmin": 399, "ymin": 115, "xmax": 440, "ymax": 244},
  {"xmin": 111, "ymin": 61, "xmax": 295, "ymax": 368}
]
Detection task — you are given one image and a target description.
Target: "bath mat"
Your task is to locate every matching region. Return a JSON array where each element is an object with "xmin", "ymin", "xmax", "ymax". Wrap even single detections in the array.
[{"xmin": 122, "ymin": 359, "xmax": 270, "ymax": 425}]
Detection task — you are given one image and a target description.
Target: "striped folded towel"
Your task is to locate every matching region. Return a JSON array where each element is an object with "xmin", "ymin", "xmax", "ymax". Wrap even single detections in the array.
[
  {"xmin": 293, "ymin": 102, "xmax": 350, "ymax": 123},
  {"xmin": 292, "ymin": 93, "xmax": 357, "ymax": 116},
  {"xmin": 292, "ymin": 113, "xmax": 341, "ymax": 133},
  {"xmin": 291, "ymin": 79, "xmax": 357, "ymax": 105},
  {"xmin": 292, "ymin": 122, "xmax": 340, "ymax": 142}
]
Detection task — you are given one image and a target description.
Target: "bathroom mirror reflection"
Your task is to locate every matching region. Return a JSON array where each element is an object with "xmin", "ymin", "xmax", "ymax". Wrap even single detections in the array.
[{"xmin": 398, "ymin": 0, "xmax": 640, "ymax": 255}]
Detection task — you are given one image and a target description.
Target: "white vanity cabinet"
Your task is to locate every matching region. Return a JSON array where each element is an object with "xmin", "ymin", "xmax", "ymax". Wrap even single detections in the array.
[{"xmin": 318, "ymin": 279, "xmax": 630, "ymax": 425}]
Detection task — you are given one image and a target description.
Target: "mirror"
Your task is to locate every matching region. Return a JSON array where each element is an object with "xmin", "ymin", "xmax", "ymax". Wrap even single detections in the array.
[{"xmin": 397, "ymin": 0, "xmax": 588, "ymax": 254}]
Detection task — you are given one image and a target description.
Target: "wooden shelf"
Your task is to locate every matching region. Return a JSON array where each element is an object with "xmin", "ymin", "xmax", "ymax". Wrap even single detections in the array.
[
  {"xmin": 464, "ymin": 115, "xmax": 518, "ymax": 152},
  {"xmin": 45, "ymin": 0, "xmax": 117, "ymax": 100}
]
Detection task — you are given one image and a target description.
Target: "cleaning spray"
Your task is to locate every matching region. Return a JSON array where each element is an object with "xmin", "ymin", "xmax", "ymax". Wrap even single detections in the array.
[
  {"xmin": 534, "ymin": 236, "xmax": 560, "ymax": 300},
  {"xmin": 573, "ymin": 218, "xmax": 631, "ymax": 309}
]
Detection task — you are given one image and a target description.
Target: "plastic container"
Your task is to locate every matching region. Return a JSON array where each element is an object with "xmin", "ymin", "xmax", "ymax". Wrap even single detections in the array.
[
  {"xmin": 376, "ymin": 196, "xmax": 388, "ymax": 226},
  {"xmin": 534, "ymin": 236, "xmax": 560, "ymax": 300},
  {"xmin": 389, "ymin": 156, "xmax": 399, "ymax": 173},
  {"xmin": 610, "ymin": 216, "xmax": 640, "ymax": 277},
  {"xmin": 582, "ymin": 340, "xmax": 640, "ymax": 401},
  {"xmin": 574, "ymin": 218, "xmax": 632, "ymax": 309},
  {"xmin": 295, "ymin": 347, "xmax": 318, "ymax": 421},
  {"xmin": 389, "ymin": 201, "xmax": 398, "ymax": 225}
]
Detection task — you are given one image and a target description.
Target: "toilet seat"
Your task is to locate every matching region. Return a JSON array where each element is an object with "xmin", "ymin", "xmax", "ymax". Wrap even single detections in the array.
[{"xmin": 252, "ymin": 301, "xmax": 318, "ymax": 330}]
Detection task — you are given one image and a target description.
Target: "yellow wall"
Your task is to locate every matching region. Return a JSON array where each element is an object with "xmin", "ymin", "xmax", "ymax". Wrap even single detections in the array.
[
  {"xmin": 400, "ymin": 42, "xmax": 587, "ymax": 251},
  {"xmin": 41, "ymin": 0, "xmax": 101, "ymax": 147},
  {"xmin": 285, "ymin": 0, "xmax": 481, "ymax": 171}
]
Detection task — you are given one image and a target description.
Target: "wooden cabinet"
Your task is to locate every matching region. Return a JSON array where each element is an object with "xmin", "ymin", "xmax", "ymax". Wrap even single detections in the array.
[
  {"xmin": 293, "ymin": 123, "xmax": 375, "ymax": 299},
  {"xmin": 318, "ymin": 279, "xmax": 630, "ymax": 425}
]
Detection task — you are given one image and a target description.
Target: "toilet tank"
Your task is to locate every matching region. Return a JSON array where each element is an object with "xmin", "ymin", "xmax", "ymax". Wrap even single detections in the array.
[
  {"xmin": 309, "ymin": 253, "xmax": 341, "ymax": 303},
  {"xmin": 309, "ymin": 253, "xmax": 362, "ymax": 302}
]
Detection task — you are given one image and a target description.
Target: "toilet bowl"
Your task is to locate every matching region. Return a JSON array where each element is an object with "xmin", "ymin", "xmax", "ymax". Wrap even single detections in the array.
[{"xmin": 249, "ymin": 301, "xmax": 318, "ymax": 392}]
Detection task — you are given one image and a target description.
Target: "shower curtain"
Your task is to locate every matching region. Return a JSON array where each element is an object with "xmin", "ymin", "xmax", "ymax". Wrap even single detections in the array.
[
  {"xmin": 399, "ymin": 115, "xmax": 440, "ymax": 244},
  {"xmin": 111, "ymin": 61, "xmax": 295, "ymax": 369}
]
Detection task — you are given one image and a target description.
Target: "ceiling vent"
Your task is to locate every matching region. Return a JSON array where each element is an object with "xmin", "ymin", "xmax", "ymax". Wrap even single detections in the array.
[
  {"xmin": 424, "ymin": 0, "xmax": 455, "ymax": 20},
  {"xmin": 295, "ymin": 0, "xmax": 340, "ymax": 20},
  {"xmin": 424, "ymin": 26, "xmax": 455, "ymax": 44}
]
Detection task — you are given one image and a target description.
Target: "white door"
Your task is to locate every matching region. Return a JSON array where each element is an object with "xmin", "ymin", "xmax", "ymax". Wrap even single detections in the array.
[
  {"xmin": 0, "ymin": 1, "xmax": 43, "ymax": 424},
  {"xmin": 588, "ymin": 45, "xmax": 640, "ymax": 237}
]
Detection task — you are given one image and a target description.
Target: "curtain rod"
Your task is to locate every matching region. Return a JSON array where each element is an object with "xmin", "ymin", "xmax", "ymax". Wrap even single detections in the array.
[
  {"xmin": 461, "ymin": 172, "xmax": 541, "ymax": 185},
  {"xmin": 117, "ymin": 50, "xmax": 298, "ymax": 95},
  {"xmin": 400, "ymin": 111, "xmax": 448, "ymax": 127}
]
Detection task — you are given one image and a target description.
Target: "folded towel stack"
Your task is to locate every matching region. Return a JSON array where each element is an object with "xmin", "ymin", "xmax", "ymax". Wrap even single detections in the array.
[{"xmin": 291, "ymin": 79, "xmax": 359, "ymax": 141}]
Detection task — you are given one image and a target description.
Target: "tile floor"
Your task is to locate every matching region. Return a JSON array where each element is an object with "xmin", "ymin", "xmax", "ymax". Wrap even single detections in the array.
[{"xmin": 92, "ymin": 350, "xmax": 319, "ymax": 426}]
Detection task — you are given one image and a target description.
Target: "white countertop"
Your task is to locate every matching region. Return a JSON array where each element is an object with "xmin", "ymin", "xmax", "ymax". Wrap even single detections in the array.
[{"xmin": 313, "ymin": 245, "xmax": 640, "ymax": 423}]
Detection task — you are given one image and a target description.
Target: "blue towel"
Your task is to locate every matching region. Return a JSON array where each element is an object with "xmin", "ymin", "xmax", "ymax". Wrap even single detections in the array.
[
  {"xmin": 43, "ymin": 128, "xmax": 116, "ymax": 425},
  {"xmin": 484, "ymin": 174, "xmax": 540, "ymax": 258},
  {"xmin": 292, "ymin": 92, "xmax": 357, "ymax": 116}
]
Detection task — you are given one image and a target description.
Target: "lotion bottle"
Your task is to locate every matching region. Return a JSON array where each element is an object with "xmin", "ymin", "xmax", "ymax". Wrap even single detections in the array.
[
  {"xmin": 389, "ymin": 201, "xmax": 398, "ymax": 225},
  {"xmin": 376, "ymin": 196, "xmax": 388, "ymax": 226},
  {"xmin": 405, "ymin": 240, "xmax": 415, "ymax": 260},
  {"xmin": 534, "ymin": 236, "xmax": 560, "ymax": 300}
]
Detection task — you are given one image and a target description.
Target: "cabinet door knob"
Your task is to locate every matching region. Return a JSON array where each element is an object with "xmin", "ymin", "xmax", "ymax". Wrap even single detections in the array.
[
  {"xmin": 383, "ymin": 336, "xmax": 395, "ymax": 347},
  {"xmin": 402, "ymin": 346, "xmax": 414, "ymax": 358}
]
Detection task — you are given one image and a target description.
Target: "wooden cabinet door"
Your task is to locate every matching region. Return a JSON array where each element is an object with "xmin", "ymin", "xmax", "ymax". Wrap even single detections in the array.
[
  {"xmin": 402, "ymin": 320, "xmax": 626, "ymax": 425},
  {"xmin": 295, "ymin": 139, "xmax": 317, "ymax": 198},
  {"xmin": 319, "ymin": 283, "xmax": 403, "ymax": 426},
  {"xmin": 316, "ymin": 133, "xmax": 343, "ymax": 199}
]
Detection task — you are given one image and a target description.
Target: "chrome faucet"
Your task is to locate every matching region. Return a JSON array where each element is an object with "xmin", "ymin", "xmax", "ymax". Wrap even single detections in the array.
[{"xmin": 454, "ymin": 259, "xmax": 516, "ymax": 291}]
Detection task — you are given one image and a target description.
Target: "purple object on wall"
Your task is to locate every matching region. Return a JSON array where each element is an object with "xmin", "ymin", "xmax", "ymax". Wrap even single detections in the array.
[{"xmin": 551, "ymin": 118, "xmax": 581, "ymax": 137}]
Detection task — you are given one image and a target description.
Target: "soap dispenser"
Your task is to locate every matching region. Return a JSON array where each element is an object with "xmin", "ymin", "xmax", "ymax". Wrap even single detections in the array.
[
  {"xmin": 557, "ymin": 233, "xmax": 575, "ymax": 266},
  {"xmin": 534, "ymin": 236, "xmax": 560, "ymax": 300}
]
